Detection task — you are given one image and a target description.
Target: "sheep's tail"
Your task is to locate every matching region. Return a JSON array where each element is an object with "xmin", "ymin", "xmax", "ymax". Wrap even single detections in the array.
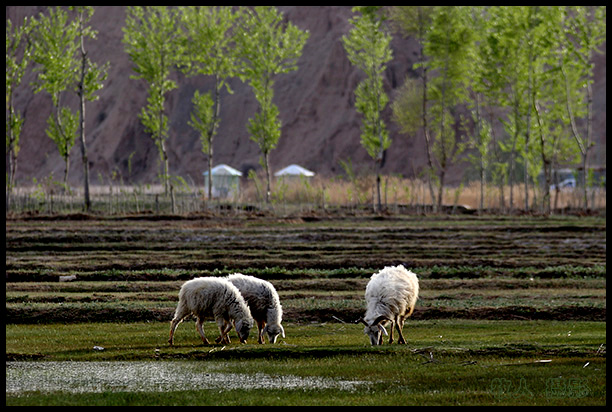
[{"xmin": 406, "ymin": 304, "xmax": 415, "ymax": 318}]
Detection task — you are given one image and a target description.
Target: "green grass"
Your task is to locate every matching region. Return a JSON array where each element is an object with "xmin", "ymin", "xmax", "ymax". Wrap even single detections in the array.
[
  {"xmin": 6, "ymin": 320, "xmax": 606, "ymax": 405},
  {"xmin": 6, "ymin": 275, "xmax": 606, "ymax": 324},
  {"xmin": 6, "ymin": 215, "xmax": 606, "ymax": 405}
]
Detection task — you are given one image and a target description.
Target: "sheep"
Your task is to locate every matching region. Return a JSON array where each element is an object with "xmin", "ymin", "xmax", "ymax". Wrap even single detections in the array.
[
  {"xmin": 357, "ymin": 265, "xmax": 419, "ymax": 346},
  {"xmin": 225, "ymin": 273, "xmax": 285, "ymax": 344},
  {"xmin": 168, "ymin": 277, "xmax": 254, "ymax": 346}
]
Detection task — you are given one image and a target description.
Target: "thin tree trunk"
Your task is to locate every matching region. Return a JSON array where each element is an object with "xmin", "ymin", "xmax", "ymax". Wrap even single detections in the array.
[
  {"xmin": 206, "ymin": 75, "xmax": 222, "ymax": 200},
  {"xmin": 264, "ymin": 151, "xmax": 271, "ymax": 203},
  {"xmin": 78, "ymin": 50, "xmax": 91, "ymax": 211}
]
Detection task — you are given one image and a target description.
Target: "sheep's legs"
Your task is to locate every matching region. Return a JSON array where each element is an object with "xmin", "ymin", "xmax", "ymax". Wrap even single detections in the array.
[
  {"xmin": 222, "ymin": 324, "xmax": 232, "ymax": 344},
  {"xmin": 168, "ymin": 304, "xmax": 190, "ymax": 345},
  {"xmin": 396, "ymin": 318, "xmax": 406, "ymax": 344},
  {"xmin": 168, "ymin": 317, "xmax": 181, "ymax": 345},
  {"xmin": 215, "ymin": 318, "xmax": 232, "ymax": 344},
  {"xmin": 196, "ymin": 318, "xmax": 210, "ymax": 345},
  {"xmin": 257, "ymin": 320, "xmax": 266, "ymax": 344},
  {"xmin": 169, "ymin": 315, "xmax": 196, "ymax": 345},
  {"xmin": 388, "ymin": 320, "xmax": 395, "ymax": 344}
]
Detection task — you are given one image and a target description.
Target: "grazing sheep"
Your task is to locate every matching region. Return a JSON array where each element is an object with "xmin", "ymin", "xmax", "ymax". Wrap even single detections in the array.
[
  {"xmin": 358, "ymin": 265, "xmax": 419, "ymax": 346},
  {"xmin": 168, "ymin": 277, "xmax": 254, "ymax": 346},
  {"xmin": 226, "ymin": 273, "xmax": 285, "ymax": 344}
]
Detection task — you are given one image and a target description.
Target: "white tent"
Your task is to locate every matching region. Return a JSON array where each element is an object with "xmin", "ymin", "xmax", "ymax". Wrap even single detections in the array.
[
  {"xmin": 203, "ymin": 164, "xmax": 242, "ymax": 199},
  {"xmin": 274, "ymin": 164, "xmax": 315, "ymax": 178}
]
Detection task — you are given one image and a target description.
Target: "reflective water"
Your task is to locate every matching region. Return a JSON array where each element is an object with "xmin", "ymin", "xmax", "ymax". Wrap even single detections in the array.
[{"xmin": 6, "ymin": 361, "xmax": 370, "ymax": 394}]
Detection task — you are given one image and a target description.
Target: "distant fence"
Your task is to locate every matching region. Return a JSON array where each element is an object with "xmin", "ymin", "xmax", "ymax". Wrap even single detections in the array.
[
  {"xmin": 7, "ymin": 184, "xmax": 205, "ymax": 215},
  {"xmin": 5, "ymin": 177, "xmax": 607, "ymax": 216}
]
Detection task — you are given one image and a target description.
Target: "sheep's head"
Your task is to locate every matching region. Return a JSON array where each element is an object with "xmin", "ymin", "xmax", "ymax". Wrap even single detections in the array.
[
  {"xmin": 235, "ymin": 318, "xmax": 253, "ymax": 344},
  {"xmin": 358, "ymin": 316, "xmax": 388, "ymax": 346},
  {"xmin": 264, "ymin": 323, "xmax": 285, "ymax": 343}
]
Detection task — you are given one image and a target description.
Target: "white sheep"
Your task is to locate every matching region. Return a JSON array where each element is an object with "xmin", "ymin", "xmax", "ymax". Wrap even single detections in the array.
[
  {"xmin": 226, "ymin": 273, "xmax": 285, "ymax": 344},
  {"xmin": 168, "ymin": 277, "xmax": 254, "ymax": 345},
  {"xmin": 358, "ymin": 265, "xmax": 419, "ymax": 345}
]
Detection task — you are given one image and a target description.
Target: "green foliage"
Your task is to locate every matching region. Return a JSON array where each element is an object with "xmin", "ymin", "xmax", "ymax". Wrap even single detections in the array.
[
  {"xmin": 181, "ymin": 7, "xmax": 239, "ymax": 199},
  {"xmin": 425, "ymin": 7, "xmax": 473, "ymax": 105},
  {"xmin": 388, "ymin": 6, "xmax": 434, "ymax": 42},
  {"xmin": 5, "ymin": 111, "xmax": 24, "ymax": 156},
  {"xmin": 123, "ymin": 6, "xmax": 182, "ymax": 88},
  {"xmin": 423, "ymin": 6, "xmax": 472, "ymax": 155},
  {"xmin": 28, "ymin": 6, "xmax": 107, "ymax": 199},
  {"xmin": 237, "ymin": 5, "xmax": 309, "ymax": 154},
  {"xmin": 188, "ymin": 90, "xmax": 215, "ymax": 155},
  {"xmin": 80, "ymin": 59, "xmax": 108, "ymax": 103},
  {"xmin": 390, "ymin": 6, "xmax": 605, "ymax": 212},
  {"xmin": 6, "ymin": 17, "xmax": 34, "ymax": 159},
  {"xmin": 72, "ymin": 6, "xmax": 108, "ymax": 104},
  {"xmin": 45, "ymin": 106, "xmax": 78, "ymax": 160},
  {"xmin": 391, "ymin": 76, "xmax": 423, "ymax": 137},
  {"xmin": 32, "ymin": 7, "xmax": 79, "ymax": 104},
  {"xmin": 180, "ymin": 6, "xmax": 238, "ymax": 87},
  {"xmin": 354, "ymin": 76, "xmax": 391, "ymax": 159},
  {"xmin": 7, "ymin": 6, "xmax": 607, "ymax": 216},
  {"xmin": 247, "ymin": 89, "xmax": 282, "ymax": 154},
  {"xmin": 123, "ymin": 5, "xmax": 179, "ymax": 140},
  {"xmin": 343, "ymin": 8, "xmax": 394, "ymax": 211},
  {"xmin": 237, "ymin": 6, "xmax": 309, "ymax": 82},
  {"xmin": 559, "ymin": 6, "xmax": 606, "ymax": 209},
  {"xmin": 342, "ymin": 8, "xmax": 393, "ymax": 162},
  {"xmin": 138, "ymin": 88, "xmax": 168, "ymax": 144},
  {"xmin": 6, "ymin": 18, "xmax": 33, "ymax": 104},
  {"xmin": 31, "ymin": 7, "xmax": 80, "ymax": 187},
  {"xmin": 236, "ymin": 6, "xmax": 309, "ymax": 202},
  {"xmin": 123, "ymin": 6, "xmax": 184, "ymax": 194}
]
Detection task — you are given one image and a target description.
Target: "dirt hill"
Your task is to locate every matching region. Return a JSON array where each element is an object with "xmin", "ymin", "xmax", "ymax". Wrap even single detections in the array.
[{"xmin": 6, "ymin": 6, "xmax": 606, "ymax": 187}]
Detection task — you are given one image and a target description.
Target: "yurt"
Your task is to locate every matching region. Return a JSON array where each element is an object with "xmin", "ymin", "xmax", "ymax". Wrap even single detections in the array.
[
  {"xmin": 203, "ymin": 164, "xmax": 242, "ymax": 198},
  {"xmin": 274, "ymin": 164, "xmax": 315, "ymax": 179}
]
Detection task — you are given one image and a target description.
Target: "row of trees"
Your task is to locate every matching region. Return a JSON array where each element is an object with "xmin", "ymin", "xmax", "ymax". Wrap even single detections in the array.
[
  {"xmin": 122, "ymin": 6, "xmax": 309, "ymax": 203},
  {"xmin": 7, "ymin": 6, "xmax": 108, "ymax": 211},
  {"xmin": 7, "ymin": 6, "xmax": 606, "ymax": 214},
  {"xmin": 386, "ymin": 6, "xmax": 605, "ymax": 213},
  {"xmin": 7, "ymin": 6, "xmax": 308, "ymax": 210}
]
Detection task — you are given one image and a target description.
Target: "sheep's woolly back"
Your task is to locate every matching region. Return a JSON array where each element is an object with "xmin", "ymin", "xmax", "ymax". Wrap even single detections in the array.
[
  {"xmin": 227, "ymin": 273, "xmax": 283, "ymax": 326},
  {"xmin": 176, "ymin": 277, "xmax": 253, "ymax": 325},
  {"xmin": 364, "ymin": 265, "xmax": 419, "ymax": 324}
]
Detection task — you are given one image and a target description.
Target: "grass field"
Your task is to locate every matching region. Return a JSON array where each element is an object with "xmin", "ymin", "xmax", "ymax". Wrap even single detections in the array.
[{"xmin": 5, "ymin": 212, "xmax": 606, "ymax": 405}]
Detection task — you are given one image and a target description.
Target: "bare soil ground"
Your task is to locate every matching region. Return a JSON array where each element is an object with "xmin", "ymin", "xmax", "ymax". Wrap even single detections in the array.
[{"xmin": 5, "ymin": 212, "xmax": 606, "ymax": 323}]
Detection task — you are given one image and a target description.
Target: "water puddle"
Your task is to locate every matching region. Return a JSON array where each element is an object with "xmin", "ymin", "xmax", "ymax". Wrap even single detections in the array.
[{"xmin": 6, "ymin": 361, "xmax": 370, "ymax": 394}]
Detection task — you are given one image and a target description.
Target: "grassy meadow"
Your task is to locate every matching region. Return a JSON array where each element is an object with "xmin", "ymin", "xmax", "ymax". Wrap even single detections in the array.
[{"xmin": 5, "ymin": 212, "xmax": 606, "ymax": 405}]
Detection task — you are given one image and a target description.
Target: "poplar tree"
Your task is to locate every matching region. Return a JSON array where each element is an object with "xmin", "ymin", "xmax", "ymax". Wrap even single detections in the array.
[
  {"xmin": 561, "ymin": 6, "xmax": 606, "ymax": 211},
  {"xmin": 423, "ymin": 6, "xmax": 473, "ymax": 209},
  {"xmin": 123, "ymin": 6, "xmax": 184, "ymax": 196},
  {"xmin": 73, "ymin": 6, "xmax": 108, "ymax": 211},
  {"xmin": 181, "ymin": 6, "xmax": 239, "ymax": 200},
  {"xmin": 236, "ymin": 6, "xmax": 309, "ymax": 203},
  {"xmin": 388, "ymin": 6, "xmax": 436, "ymax": 206},
  {"xmin": 32, "ymin": 6, "xmax": 107, "ymax": 209},
  {"xmin": 32, "ymin": 7, "xmax": 80, "ymax": 191},
  {"xmin": 6, "ymin": 16, "xmax": 34, "ymax": 210},
  {"xmin": 342, "ymin": 6, "xmax": 393, "ymax": 212}
]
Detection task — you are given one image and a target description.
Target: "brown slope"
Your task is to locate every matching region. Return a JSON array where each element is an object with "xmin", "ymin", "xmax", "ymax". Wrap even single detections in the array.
[{"xmin": 6, "ymin": 6, "xmax": 605, "ymax": 188}]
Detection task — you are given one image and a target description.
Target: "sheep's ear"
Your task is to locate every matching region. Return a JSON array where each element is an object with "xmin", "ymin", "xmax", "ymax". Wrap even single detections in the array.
[
  {"xmin": 378, "ymin": 324, "xmax": 388, "ymax": 336},
  {"xmin": 356, "ymin": 317, "xmax": 368, "ymax": 326},
  {"xmin": 280, "ymin": 324, "xmax": 285, "ymax": 338}
]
